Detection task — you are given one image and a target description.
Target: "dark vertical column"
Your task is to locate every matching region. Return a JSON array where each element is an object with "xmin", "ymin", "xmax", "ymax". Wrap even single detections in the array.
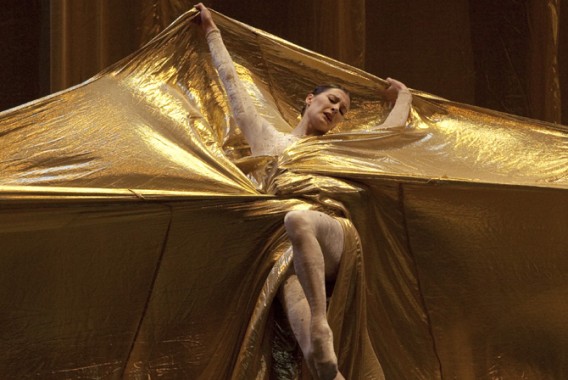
[
  {"xmin": 138, "ymin": 0, "xmax": 195, "ymax": 46},
  {"xmin": 38, "ymin": 0, "xmax": 51, "ymax": 98},
  {"xmin": 469, "ymin": 0, "xmax": 531, "ymax": 117},
  {"xmin": 365, "ymin": 0, "xmax": 475, "ymax": 104},
  {"xmin": 559, "ymin": 0, "xmax": 568, "ymax": 125},
  {"xmin": 212, "ymin": 0, "xmax": 289, "ymax": 47},
  {"xmin": 527, "ymin": 0, "xmax": 561, "ymax": 123},
  {"xmin": 50, "ymin": 0, "xmax": 143, "ymax": 92},
  {"xmin": 0, "ymin": 0, "xmax": 44, "ymax": 111},
  {"xmin": 213, "ymin": 0, "xmax": 365, "ymax": 69}
]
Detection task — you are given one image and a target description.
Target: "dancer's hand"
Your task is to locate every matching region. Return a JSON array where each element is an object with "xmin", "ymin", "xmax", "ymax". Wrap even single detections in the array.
[
  {"xmin": 383, "ymin": 77, "xmax": 408, "ymax": 103},
  {"xmin": 194, "ymin": 3, "xmax": 217, "ymax": 33}
]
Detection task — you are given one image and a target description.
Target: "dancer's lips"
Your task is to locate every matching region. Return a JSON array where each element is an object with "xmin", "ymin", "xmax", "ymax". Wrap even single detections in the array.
[{"xmin": 324, "ymin": 112, "xmax": 333, "ymax": 123}]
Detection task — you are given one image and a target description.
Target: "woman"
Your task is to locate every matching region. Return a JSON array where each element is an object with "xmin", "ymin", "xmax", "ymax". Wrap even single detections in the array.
[{"xmin": 194, "ymin": 4, "xmax": 412, "ymax": 379}]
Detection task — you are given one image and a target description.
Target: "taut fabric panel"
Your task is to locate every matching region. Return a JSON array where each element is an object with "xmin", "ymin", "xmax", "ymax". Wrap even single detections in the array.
[{"xmin": 1, "ymin": 7, "xmax": 567, "ymax": 379}]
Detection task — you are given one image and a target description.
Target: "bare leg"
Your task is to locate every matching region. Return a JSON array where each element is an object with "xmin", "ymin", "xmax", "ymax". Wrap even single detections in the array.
[
  {"xmin": 278, "ymin": 272, "xmax": 316, "ymax": 375},
  {"xmin": 284, "ymin": 210, "xmax": 345, "ymax": 380}
]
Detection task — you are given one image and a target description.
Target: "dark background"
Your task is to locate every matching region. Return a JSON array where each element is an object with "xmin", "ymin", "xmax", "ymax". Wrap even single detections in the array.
[{"xmin": 2, "ymin": 0, "xmax": 567, "ymax": 125}]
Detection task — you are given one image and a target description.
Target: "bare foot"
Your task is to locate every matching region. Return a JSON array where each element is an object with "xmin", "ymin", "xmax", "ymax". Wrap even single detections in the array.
[
  {"xmin": 333, "ymin": 372, "xmax": 346, "ymax": 380},
  {"xmin": 307, "ymin": 319, "xmax": 340, "ymax": 380}
]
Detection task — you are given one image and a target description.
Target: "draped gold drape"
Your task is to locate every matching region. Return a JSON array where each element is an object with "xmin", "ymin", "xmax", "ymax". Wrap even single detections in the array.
[
  {"xmin": 48, "ymin": 0, "xmax": 566, "ymax": 124},
  {"xmin": 2, "ymin": 5, "xmax": 568, "ymax": 379}
]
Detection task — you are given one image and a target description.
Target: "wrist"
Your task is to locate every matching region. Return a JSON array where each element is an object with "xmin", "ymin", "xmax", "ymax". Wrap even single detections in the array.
[
  {"xmin": 205, "ymin": 27, "xmax": 221, "ymax": 39},
  {"xmin": 397, "ymin": 89, "xmax": 411, "ymax": 99}
]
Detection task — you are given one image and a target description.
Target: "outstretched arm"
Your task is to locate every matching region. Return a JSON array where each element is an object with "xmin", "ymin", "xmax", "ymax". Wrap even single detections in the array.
[
  {"xmin": 194, "ymin": 4, "xmax": 289, "ymax": 155},
  {"xmin": 372, "ymin": 77, "xmax": 412, "ymax": 129}
]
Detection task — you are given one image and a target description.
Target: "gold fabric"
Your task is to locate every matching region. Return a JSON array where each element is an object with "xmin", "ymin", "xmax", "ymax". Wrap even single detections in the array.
[
  {"xmin": 1, "ymin": 8, "xmax": 568, "ymax": 379},
  {"xmin": 45, "ymin": 0, "xmax": 565, "ymax": 125}
]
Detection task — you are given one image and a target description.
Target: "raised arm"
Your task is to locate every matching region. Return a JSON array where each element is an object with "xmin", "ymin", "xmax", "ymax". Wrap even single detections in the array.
[
  {"xmin": 372, "ymin": 77, "xmax": 412, "ymax": 129},
  {"xmin": 194, "ymin": 4, "xmax": 292, "ymax": 156}
]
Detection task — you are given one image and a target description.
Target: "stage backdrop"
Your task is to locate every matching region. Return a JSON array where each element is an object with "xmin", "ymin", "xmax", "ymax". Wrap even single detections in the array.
[
  {"xmin": 44, "ymin": 0, "xmax": 568, "ymax": 125},
  {"xmin": 1, "ymin": 7, "xmax": 567, "ymax": 379}
]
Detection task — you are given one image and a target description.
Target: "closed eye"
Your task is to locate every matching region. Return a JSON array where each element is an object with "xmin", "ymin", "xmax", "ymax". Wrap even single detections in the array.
[{"xmin": 328, "ymin": 95, "xmax": 348, "ymax": 117}]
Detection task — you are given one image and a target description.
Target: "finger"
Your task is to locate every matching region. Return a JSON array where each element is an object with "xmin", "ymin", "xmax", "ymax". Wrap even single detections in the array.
[{"xmin": 388, "ymin": 78, "xmax": 400, "ymax": 87}]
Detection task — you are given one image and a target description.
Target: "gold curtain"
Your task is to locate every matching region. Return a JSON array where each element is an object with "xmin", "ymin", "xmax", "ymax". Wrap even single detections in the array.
[
  {"xmin": 210, "ymin": 0, "xmax": 366, "ymax": 68},
  {"xmin": 50, "ymin": 0, "xmax": 140, "ymax": 92},
  {"xmin": 48, "ymin": 0, "xmax": 565, "ymax": 123},
  {"xmin": 528, "ymin": 0, "xmax": 562, "ymax": 123},
  {"xmin": 0, "ymin": 4, "xmax": 561, "ymax": 379},
  {"xmin": 2, "ymin": 7, "xmax": 567, "ymax": 379},
  {"xmin": 49, "ymin": 0, "xmax": 195, "ymax": 92}
]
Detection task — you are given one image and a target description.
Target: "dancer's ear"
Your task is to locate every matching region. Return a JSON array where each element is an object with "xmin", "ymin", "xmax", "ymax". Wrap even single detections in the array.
[{"xmin": 305, "ymin": 93, "xmax": 314, "ymax": 105}]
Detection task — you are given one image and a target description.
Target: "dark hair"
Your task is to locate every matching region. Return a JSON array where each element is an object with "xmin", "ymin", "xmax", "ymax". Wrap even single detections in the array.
[{"xmin": 301, "ymin": 84, "xmax": 350, "ymax": 116}]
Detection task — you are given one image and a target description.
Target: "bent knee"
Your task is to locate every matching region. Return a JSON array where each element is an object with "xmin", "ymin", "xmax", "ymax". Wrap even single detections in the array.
[{"xmin": 284, "ymin": 210, "xmax": 315, "ymax": 242}]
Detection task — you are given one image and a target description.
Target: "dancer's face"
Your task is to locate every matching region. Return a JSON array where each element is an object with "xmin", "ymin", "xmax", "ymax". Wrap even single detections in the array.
[{"xmin": 304, "ymin": 88, "xmax": 350, "ymax": 135}]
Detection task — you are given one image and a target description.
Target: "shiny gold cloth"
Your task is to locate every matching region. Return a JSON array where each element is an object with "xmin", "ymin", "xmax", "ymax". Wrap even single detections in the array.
[{"xmin": 1, "ymin": 8, "xmax": 568, "ymax": 379}]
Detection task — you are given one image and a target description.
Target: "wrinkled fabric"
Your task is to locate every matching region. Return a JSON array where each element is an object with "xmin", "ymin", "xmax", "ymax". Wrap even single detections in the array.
[{"xmin": 0, "ymin": 8, "xmax": 567, "ymax": 379}]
